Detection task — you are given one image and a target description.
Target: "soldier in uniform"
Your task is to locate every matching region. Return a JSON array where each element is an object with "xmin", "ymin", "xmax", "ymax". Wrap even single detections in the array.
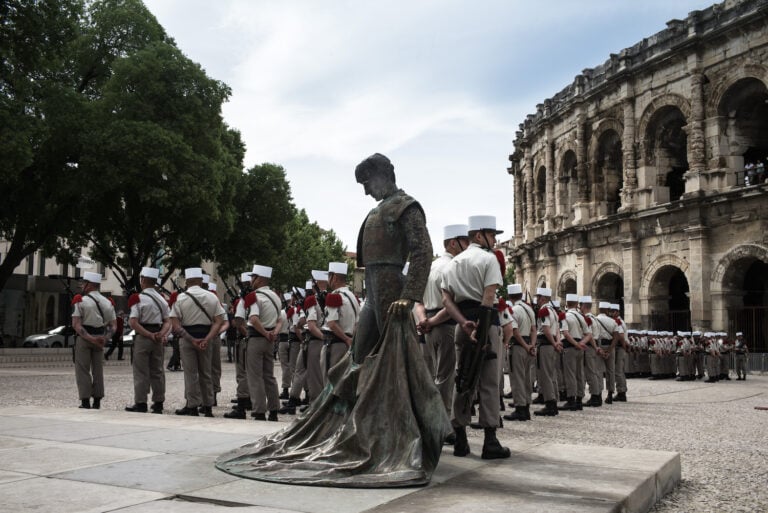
[
  {"xmin": 579, "ymin": 296, "xmax": 602, "ymax": 406},
  {"xmin": 442, "ymin": 215, "xmax": 510, "ymax": 459},
  {"xmin": 734, "ymin": 332, "xmax": 749, "ymax": 380},
  {"xmin": 560, "ymin": 293, "xmax": 591, "ymax": 411},
  {"xmin": 610, "ymin": 304, "xmax": 628, "ymax": 402},
  {"xmin": 415, "ymin": 224, "xmax": 469, "ymax": 418},
  {"xmin": 719, "ymin": 332, "xmax": 732, "ymax": 380},
  {"xmin": 704, "ymin": 332, "xmax": 720, "ymax": 382},
  {"xmin": 241, "ymin": 264, "xmax": 283, "ymax": 421},
  {"xmin": 72, "ymin": 271, "xmax": 117, "ymax": 409},
  {"xmin": 531, "ymin": 287, "xmax": 562, "ymax": 416},
  {"xmin": 223, "ymin": 271, "xmax": 253, "ymax": 419},
  {"xmin": 170, "ymin": 267, "xmax": 225, "ymax": 417},
  {"xmin": 503, "ymin": 284, "xmax": 537, "ymax": 421},
  {"xmin": 589, "ymin": 302, "xmax": 619, "ymax": 405},
  {"xmin": 321, "ymin": 261, "xmax": 359, "ymax": 382},
  {"xmin": 125, "ymin": 267, "xmax": 171, "ymax": 413},
  {"xmin": 276, "ymin": 293, "xmax": 293, "ymax": 398}
]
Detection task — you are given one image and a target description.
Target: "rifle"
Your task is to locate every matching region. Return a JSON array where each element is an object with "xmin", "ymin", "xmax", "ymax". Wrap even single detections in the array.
[
  {"xmin": 311, "ymin": 279, "xmax": 328, "ymax": 309},
  {"xmin": 455, "ymin": 305, "xmax": 497, "ymax": 400},
  {"xmin": 224, "ymin": 281, "xmax": 239, "ymax": 304}
]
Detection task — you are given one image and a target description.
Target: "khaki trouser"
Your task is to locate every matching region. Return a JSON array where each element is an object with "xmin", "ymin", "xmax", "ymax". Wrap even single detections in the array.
[
  {"xmin": 278, "ymin": 340, "xmax": 299, "ymax": 389},
  {"xmin": 720, "ymin": 353, "xmax": 730, "ymax": 375},
  {"xmin": 424, "ymin": 321, "xmax": 457, "ymax": 415},
  {"xmin": 600, "ymin": 345, "xmax": 616, "ymax": 393},
  {"xmin": 132, "ymin": 334, "xmax": 165, "ymax": 404},
  {"xmin": 235, "ymin": 338, "xmax": 249, "ymax": 399},
  {"xmin": 562, "ymin": 346, "xmax": 585, "ymax": 398},
  {"xmin": 289, "ymin": 343, "xmax": 307, "ymax": 399},
  {"xmin": 75, "ymin": 338, "xmax": 105, "ymax": 400},
  {"xmin": 321, "ymin": 341, "xmax": 348, "ymax": 385},
  {"xmin": 452, "ymin": 325, "xmax": 501, "ymax": 428},
  {"xmin": 706, "ymin": 354, "xmax": 720, "ymax": 378},
  {"xmin": 615, "ymin": 346, "xmax": 627, "ymax": 393},
  {"xmin": 180, "ymin": 339, "xmax": 213, "ymax": 407},
  {"xmin": 245, "ymin": 336, "xmax": 280, "ymax": 414},
  {"xmin": 304, "ymin": 338, "xmax": 325, "ymax": 400},
  {"xmin": 556, "ymin": 350, "xmax": 565, "ymax": 395},
  {"xmin": 211, "ymin": 336, "xmax": 222, "ymax": 394},
  {"xmin": 510, "ymin": 343, "xmax": 533, "ymax": 406},
  {"xmin": 650, "ymin": 353, "xmax": 661, "ymax": 376},
  {"xmin": 536, "ymin": 344, "xmax": 557, "ymax": 402},
  {"xmin": 735, "ymin": 354, "xmax": 747, "ymax": 377},
  {"xmin": 694, "ymin": 352, "xmax": 704, "ymax": 376},
  {"xmin": 584, "ymin": 346, "xmax": 604, "ymax": 396}
]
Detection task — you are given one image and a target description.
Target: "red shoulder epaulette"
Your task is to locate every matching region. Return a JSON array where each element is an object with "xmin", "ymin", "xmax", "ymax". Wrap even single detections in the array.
[
  {"xmin": 496, "ymin": 300, "xmax": 507, "ymax": 312},
  {"xmin": 304, "ymin": 295, "xmax": 317, "ymax": 309},
  {"xmin": 108, "ymin": 297, "xmax": 115, "ymax": 306},
  {"xmin": 649, "ymin": 339, "xmax": 656, "ymax": 345},
  {"xmin": 287, "ymin": 307, "xmax": 295, "ymax": 318},
  {"xmin": 616, "ymin": 318, "xmax": 623, "ymax": 325},
  {"xmin": 128, "ymin": 293, "xmax": 141, "ymax": 308},
  {"xmin": 233, "ymin": 298, "xmax": 241, "ymax": 309},
  {"xmin": 493, "ymin": 249, "xmax": 506, "ymax": 276},
  {"xmin": 585, "ymin": 317, "xmax": 593, "ymax": 326},
  {"xmin": 71, "ymin": 294, "xmax": 83, "ymax": 306},
  {"xmin": 558, "ymin": 311, "xmax": 566, "ymax": 321},
  {"xmin": 168, "ymin": 291, "xmax": 179, "ymax": 307},
  {"xmin": 538, "ymin": 307, "xmax": 549, "ymax": 319},
  {"xmin": 244, "ymin": 291, "xmax": 257, "ymax": 308},
  {"xmin": 325, "ymin": 293, "xmax": 343, "ymax": 308}
]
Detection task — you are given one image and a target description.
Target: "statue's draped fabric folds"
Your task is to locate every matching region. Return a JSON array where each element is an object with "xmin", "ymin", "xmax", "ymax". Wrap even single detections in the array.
[{"xmin": 215, "ymin": 308, "xmax": 450, "ymax": 487}]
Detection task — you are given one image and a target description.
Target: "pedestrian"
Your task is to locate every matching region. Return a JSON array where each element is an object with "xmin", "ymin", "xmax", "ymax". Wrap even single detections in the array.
[
  {"xmin": 531, "ymin": 287, "xmax": 562, "ymax": 417},
  {"xmin": 734, "ymin": 332, "xmax": 749, "ymax": 380},
  {"xmin": 170, "ymin": 267, "xmax": 225, "ymax": 417},
  {"xmin": 71, "ymin": 271, "xmax": 117, "ymax": 409},
  {"xmin": 125, "ymin": 266, "xmax": 171, "ymax": 414}
]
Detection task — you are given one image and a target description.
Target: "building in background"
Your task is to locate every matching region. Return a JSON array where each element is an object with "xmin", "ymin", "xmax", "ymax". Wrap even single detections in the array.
[{"xmin": 506, "ymin": 0, "xmax": 768, "ymax": 350}]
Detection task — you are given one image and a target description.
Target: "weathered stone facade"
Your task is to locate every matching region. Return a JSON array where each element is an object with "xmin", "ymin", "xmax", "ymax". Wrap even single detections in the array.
[{"xmin": 506, "ymin": 0, "xmax": 768, "ymax": 345}]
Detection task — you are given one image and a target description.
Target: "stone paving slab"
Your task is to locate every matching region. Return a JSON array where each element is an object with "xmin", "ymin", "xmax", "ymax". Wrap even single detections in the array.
[{"xmin": 0, "ymin": 407, "xmax": 680, "ymax": 513}]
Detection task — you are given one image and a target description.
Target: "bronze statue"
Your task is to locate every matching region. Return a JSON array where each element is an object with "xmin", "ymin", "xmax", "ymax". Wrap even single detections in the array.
[{"xmin": 215, "ymin": 153, "xmax": 451, "ymax": 487}]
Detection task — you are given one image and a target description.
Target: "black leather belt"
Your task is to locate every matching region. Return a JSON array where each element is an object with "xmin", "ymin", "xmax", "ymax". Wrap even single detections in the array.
[
  {"xmin": 140, "ymin": 323, "xmax": 162, "ymax": 333},
  {"xmin": 457, "ymin": 300, "xmax": 500, "ymax": 326},
  {"xmin": 83, "ymin": 325, "xmax": 106, "ymax": 336},
  {"xmin": 599, "ymin": 339, "xmax": 612, "ymax": 346},
  {"xmin": 183, "ymin": 324, "xmax": 210, "ymax": 338},
  {"xmin": 323, "ymin": 333, "xmax": 351, "ymax": 345},
  {"xmin": 537, "ymin": 335, "xmax": 552, "ymax": 346},
  {"xmin": 278, "ymin": 333, "xmax": 289, "ymax": 342},
  {"xmin": 246, "ymin": 326, "xmax": 274, "ymax": 338}
]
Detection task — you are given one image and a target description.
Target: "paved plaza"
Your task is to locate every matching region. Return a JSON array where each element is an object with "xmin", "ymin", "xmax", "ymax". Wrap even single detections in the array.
[{"xmin": 0, "ymin": 352, "xmax": 765, "ymax": 512}]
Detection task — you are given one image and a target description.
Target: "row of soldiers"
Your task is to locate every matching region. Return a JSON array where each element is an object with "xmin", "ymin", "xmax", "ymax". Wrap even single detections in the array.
[{"xmin": 622, "ymin": 330, "xmax": 750, "ymax": 382}]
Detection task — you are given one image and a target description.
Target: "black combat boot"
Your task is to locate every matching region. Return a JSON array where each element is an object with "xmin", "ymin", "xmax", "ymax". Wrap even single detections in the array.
[
  {"xmin": 575, "ymin": 397, "xmax": 583, "ymax": 410},
  {"xmin": 280, "ymin": 388, "xmax": 289, "ymax": 400},
  {"xmin": 79, "ymin": 399, "xmax": 90, "ymax": 409},
  {"xmin": 224, "ymin": 399, "xmax": 247, "ymax": 419},
  {"xmin": 267, "ymin": 410, "xmax": 278, "ymax": 421},
  {"xmin": 453, "ymin": 426, "xmax": 470, "ymax": 457},
  {"xmin": 175, "ymin": 405, "xmax": 199, "ymax": 416},
  {"xmin": 252, "ymin": 412, "xmax": 267, "ymax": 421},
  {"xmin": 605, "ymin": 392, "xmax": 613, "ymax": 404},
  {"xmin": 503, "ymin": 406, "xmax": 529, "ymax": 421},
  {"xmin": 150, "ymin": 402, "xmax": 163, "ymax": 414},
  {"xmin": 615, "ymin": 392, "xmax": 627, "ymax": 402},
  {"xmin": 92, "ymin": 398, "xmax": 101, "ymax": 409},
  {"xmin": 499, "ymin": 396, "xmax": 505, "ymax": 411},
  {"xmin": 534, "ymin": 400, "xmax": 558, "ymax": 416},
  {"xmin": 523, "ymin": 405, "xmax": 532, "ymax": 420},
  {"xmin": 481, "ymin": 428, "xmax": 511, "ymax": 460},
  {"xmin": 584, "ymin": 394, "xmax": 602, "ymax": 407},
  {"xmin": 200, "ymin": 406, "xmax": 214, "ymax": 418},
  {"xmin": 532, "ymin": 394, "xmax": 544, "ymax": 404},
  {"xmin": 444, "ymin": 432, "xmax": 456, "ymax": 445},
  {"xmin": 559, "ymin": 390, "xmax": 567, "ymax": 402},
  {"xmin": 125, "ymin": 402, "xmax": 148, "ymax": 413}
]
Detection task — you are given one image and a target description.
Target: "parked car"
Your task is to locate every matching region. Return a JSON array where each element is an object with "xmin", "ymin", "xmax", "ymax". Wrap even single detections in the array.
[
  {"xmin": 22, "ymin": 326, "xmax": 77, "ymax": 348},
  {"xmin": 122, "ymin": 328, "xmax": 135, "ymax": 347}
]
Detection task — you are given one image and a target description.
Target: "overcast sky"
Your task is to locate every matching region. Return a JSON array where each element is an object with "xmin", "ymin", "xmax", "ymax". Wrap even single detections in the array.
[{"xmin": 143, "ymin": 0, "xmax": 711, "ymax": 251}]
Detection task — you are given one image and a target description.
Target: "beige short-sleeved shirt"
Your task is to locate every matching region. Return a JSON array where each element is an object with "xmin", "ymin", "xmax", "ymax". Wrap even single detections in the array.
[
  {"xmin": 129, "ymin": 288, "xmax": 169, "ymax": 325},
  {"xmin": 73, "ymin": 291, "xmax": 116, "ymax": 327},
  {"xmin": 512, "ymin": 300, "xmax": 536, "ymax": 336},
  {"xmin": 323, "ymin": 287, "xmax": 359, "ymax": 336},
  {"xmin": 564, "ymin": 308, "xmax": 589, "ymax": 340},
  {"xmin": 247, "ymin": 287, "xmax": 282, "ymax": 329},
  {"xmin": 170, "ymin": 285, "xmax": 225, "ymax": 326},
  {"xmin": 536, "ymin": 302, "xmax": 559, "ymax": 337},
  {"xmin": 441, "ymin": 243, "xmax": 502, "ymax": 304},
  {"xmin": 593, "ymin": 313, "xmax": 618, "ymax": 341},
  {"xmin": 423, "ymin": 253, "xmax": 453, "ymax": 310}
]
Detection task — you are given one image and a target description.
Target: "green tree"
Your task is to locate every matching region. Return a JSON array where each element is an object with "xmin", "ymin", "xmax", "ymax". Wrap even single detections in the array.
[
  {"xmin": 214, "ymin": 163, "xmax": 296, "ymax": 284},
  {"xmin": 272, "ymin": 208, "xmax": 346, "ymax": 291},
  {"xmin": 0, "ymin": 0, "xmax": 87, "ymax": 291}
]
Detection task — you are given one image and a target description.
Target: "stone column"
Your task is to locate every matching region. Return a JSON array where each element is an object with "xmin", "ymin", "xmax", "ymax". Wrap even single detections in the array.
[
  {"xmin": 685, "ymin": 71, "xmax": 707, "ymax": 193},
  {"xmin": 575, "ymin": 247, "xmax": 592, "ymax": 299},
  {"xmin": 620, "ymin": 231, "xmax": 641, "ymax": 326},
  {"xmin": 573, "ymin": 109, "xmax": 590, "ymax": 224},
  {"xmin": 544, "ymin": 127, "xmax": 555, "ymax": 232},
  {"xmin": 525, "ymin": 151, "xmax": 536, "ymax": 241},
  {"xmin": 686, "ymin": 224, "xmax": 711, "ymax": 332},
  {"xmin": 514, "ymin": 168, "xmax": 523, "ymax": 243},
  {"xmin": 621, "ymin": 97, "xmax": 637, "ymax": 211}
]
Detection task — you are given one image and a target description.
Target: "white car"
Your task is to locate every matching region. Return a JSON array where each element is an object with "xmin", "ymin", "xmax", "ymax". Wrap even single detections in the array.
[{"xmin": 22, "ymin": 326, "xmax": 76, "ymax": 348}]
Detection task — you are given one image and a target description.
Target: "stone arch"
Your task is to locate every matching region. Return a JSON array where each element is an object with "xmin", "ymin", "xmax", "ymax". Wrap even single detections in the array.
[
  {"xmin": 707, "ymin": 63, "xmax": 768, "ymax": 116},
  {"xmin": 536, "ymin": 275, "xmax": 548, "ymax": 289},
  {"xmin": 637, "ymin": 94, "xmax": 692, "ymax": 147},
  {"xmin": 710, "ymin": 244, "xmax": 768, "ymax": 295},
  {"xmin": 714, "ymin": 75, "xmax": 768, "ymax": 174},
  {"xmin": 588, "ymin": 118, "xmax": 624, "ymax": 165},
  {"xmin": 557, "ymin": 270, "xmax": 578, "ymax": 301},
  {"xmin": 535, "ymin": 165, "xmax": 547, "ymax": 222},
  {"xmin": 591, "ymin": 262, "xmax": 624, "ymax": 300},
  {"xmin": 639, "ymin": 254, "xmax": 690, "ymax": 301}
]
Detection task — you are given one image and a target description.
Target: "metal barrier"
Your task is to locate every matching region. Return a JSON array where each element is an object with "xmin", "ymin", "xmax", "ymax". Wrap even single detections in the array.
[{"xmin": 746, "ymin": 353, "xmax": 768, "ymax": 375}]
